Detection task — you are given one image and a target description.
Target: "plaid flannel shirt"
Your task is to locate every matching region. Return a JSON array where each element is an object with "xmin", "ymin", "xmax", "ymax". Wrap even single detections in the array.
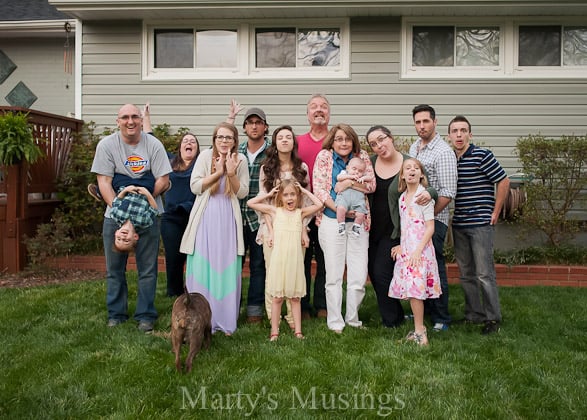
[
  {"xmin": 238, "ymin": 139, "xmax": 269, "ymax": 231},
  {"xmin": 110, "ymin": 190, "xmax": 158, "ymax": 229}
]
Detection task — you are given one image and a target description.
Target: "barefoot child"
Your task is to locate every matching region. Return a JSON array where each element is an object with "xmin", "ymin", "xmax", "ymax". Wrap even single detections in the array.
[
  {"xmin": 389, "ymin": 158, "xmax": 441, "ymax": 346},
  {"xmin": 335, "ymin": 156, "xmax": 373, "ymax": 237},
  {"xmin": 247, "ymin": 180, "xmax": 323, "ymax": 341}
]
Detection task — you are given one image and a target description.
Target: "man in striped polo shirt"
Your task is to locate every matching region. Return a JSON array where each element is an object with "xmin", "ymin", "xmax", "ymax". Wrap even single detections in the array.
[{"xmin": 448, "ymin": 115, "xmax": 510, "ymax": 335}]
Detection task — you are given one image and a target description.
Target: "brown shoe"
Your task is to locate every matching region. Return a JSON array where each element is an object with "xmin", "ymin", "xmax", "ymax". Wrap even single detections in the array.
[
  {"xmin": 301, "ymin": 311, "xmax": 311, "ymax": 320},
  {"xmin": 87, "ymin": 184, "xmax": 102, "ymax": 202},
  {"xmin": 316, "ymin": 309, "xmax": 328, "ymax": 318},
  {"xmin": 247, "ymin": 316, "xmax": 263, "ymax": 324}
]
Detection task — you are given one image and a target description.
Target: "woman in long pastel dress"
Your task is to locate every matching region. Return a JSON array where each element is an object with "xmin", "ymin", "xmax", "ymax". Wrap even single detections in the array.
[
  {"xmin": 180, "ymin": 122, "xmax": 249, "ymax": 335},
  {"xmin": 389, "ymin": 158, "xmax": 441, "ymax": 346}
]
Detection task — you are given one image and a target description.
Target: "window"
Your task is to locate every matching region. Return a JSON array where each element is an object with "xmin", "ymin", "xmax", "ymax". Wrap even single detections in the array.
[
  {"xmin": 403, "ymin": 18, "xmax": 587, "ymax": 79},
  {"xmin": 518, "ymin": 25, "xmax": 587, "ymax": 66},
  {"xmin": 143, "ymin": 19, "xmax": 349, "ymax": 80}
]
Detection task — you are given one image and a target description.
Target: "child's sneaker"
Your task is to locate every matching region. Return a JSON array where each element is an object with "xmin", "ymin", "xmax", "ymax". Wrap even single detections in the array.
[
  {"xmin": 350, "ymin": 224, "xmax": 361, "ymax": 237},
  {"xmin": 338, "ymin": 223, "xmax": 346, "ymax": 236}
]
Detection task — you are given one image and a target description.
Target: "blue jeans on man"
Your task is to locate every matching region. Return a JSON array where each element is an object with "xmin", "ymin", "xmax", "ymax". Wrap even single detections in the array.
[
  {"xmin": 103, "ymin": 217, "xmax": 160, "ymax": 323},
  {"xmin": 453, "ymin": 224, "xmax": 501, "ymax": 322},
  {"xmin": 243, "ymin": 224, "xmax": 266, "ymax": 317},
  {"xmin": 425, "ymin": 220, "xmax": 451, "ymax": 326}
]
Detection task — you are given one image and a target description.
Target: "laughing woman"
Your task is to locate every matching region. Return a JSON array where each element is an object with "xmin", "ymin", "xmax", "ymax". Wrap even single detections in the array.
[{"xmin": 180, "ymin": 122, "xmax": 249, "ymax": 335}]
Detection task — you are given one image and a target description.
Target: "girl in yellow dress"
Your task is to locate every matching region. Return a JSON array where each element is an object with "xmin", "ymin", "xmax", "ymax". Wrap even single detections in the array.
[{"xmin": 248, "ymin": 180, "xmax": 322, "ymax": 341}]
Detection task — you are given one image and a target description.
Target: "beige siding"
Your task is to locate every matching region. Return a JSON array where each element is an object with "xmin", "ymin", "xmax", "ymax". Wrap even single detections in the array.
[
  {"xmin": 0, "ymin": 38, "xmax": 75, "ymax": 117},
  {"xmin": 80, "ymin": 17, "xmax": 587, "ymax": 178}
]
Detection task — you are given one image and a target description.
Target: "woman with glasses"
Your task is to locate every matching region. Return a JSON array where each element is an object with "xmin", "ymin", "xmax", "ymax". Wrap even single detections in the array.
[
  {"xmin": 180, "ymin": 122, "xmax": 250, "ymax": 336},
  {"xmin": 312, "ymin": 123, "xmax": 375, "ymax": 333},
  {"xmin": 365, "ymin": 125, "xmax": 437, "ymax": 329}
]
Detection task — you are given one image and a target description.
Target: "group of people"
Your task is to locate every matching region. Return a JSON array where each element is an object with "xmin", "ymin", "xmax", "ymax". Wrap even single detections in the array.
[{"xmin": 91, "ymin": 97, "xmax": 509, "ymax": 345}]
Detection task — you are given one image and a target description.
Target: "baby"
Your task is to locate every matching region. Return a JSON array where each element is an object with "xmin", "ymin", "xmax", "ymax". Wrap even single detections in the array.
[{"xmin": 335, "ymin": 157, "xmax": 373, "ymax": 237}]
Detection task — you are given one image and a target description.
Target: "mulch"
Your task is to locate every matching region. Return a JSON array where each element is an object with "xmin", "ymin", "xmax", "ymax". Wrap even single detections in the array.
[{"xmin": 0, "ymin": 268, "xmax": 103, "ymax": 289}]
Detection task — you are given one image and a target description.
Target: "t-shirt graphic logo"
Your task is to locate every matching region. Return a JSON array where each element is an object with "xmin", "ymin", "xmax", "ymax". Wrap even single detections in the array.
[{"xmin": 125, "ymin": 155, "xmax": 148, "ymax": 173}]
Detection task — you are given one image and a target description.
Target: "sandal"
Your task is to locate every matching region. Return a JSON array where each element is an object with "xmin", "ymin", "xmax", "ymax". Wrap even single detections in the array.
[
  {"xmin": 269, "ymin": 330, "xmax": 279, "ymax": 342},
  {"xmin": 413, "ymin": 328, "xmax": 428, "ymax": 346},
  {"xmin": 405, "ymin": 330, "xmax": 416, "ymax": 341},
  {"xmin": 294, "ymin": 331, "xmax": 305, "ymax": 340}
]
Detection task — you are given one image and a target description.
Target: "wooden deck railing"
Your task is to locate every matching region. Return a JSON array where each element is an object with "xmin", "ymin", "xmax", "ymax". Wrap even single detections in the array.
[{"xmin": 0, "ymin": 107, "xmax": 83, "ymax": 273}]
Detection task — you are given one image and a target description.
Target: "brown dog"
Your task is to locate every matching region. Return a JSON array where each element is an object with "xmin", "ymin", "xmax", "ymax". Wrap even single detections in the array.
[{"xmin": 171, "ymin": 292, "xmax": 212, "ymax": 373}]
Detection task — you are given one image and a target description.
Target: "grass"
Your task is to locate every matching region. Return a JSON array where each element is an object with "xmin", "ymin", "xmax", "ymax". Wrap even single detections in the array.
[{"xmin": 1, "ymin": 275, "xmax": 586, "ymax": 419}]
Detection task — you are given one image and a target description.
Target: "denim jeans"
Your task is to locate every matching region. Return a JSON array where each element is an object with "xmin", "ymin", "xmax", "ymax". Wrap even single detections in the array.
[
  {"xmin": 368, "ymin": 235, "xmax": 404, "ymax": 328},
  {"xmin": 243, "ymin": 225, "xmax": 266, "ymax": 317},
  {"xmin": 302, "ymin": 219, "xmax": 326, "ymax": 314},
  {"xmin": 424, "ymin": 220, "xmax": 452, "ymax": 324},
  {"xmin": 161, "ymin": 210, "xmax": 189, "ymax": 297},
  {"xmin": 103, "ymin": 217, "xmax": 159, "ymax": 323},
  {"xmin": 453, "ymin": 225, "xmax": 501, "ymax": 322}
]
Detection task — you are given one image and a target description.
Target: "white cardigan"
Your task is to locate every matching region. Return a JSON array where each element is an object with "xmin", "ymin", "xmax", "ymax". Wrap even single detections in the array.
[{"xmin": 180, "ymin": 148, "xmax": 249, "ymax": 256}]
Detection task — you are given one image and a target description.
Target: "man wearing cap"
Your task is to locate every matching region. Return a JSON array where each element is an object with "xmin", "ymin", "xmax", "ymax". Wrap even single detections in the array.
[{"xmin": 228, "ymin": 104, "xmax": 270, "ymax": 323}]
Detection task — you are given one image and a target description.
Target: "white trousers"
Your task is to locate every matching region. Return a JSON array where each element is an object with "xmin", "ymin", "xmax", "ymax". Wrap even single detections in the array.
[{"xmin": 318, "ymin": 216, "xmax": 369, "ymax": 331}]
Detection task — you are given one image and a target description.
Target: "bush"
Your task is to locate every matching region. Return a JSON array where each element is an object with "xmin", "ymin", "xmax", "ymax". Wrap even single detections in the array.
[{"xmin": 515, "ymin": 134, "xmax": 587, "ymax": 246}]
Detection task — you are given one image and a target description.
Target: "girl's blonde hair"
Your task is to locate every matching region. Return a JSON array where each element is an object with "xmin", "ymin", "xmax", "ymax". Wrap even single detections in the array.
[
  {"xmin": 210, "ymin": 122, "xmax": 239, "ymax": 196},
  {"xmin": 274, "ymin": 179, "xmax": 302, "ymax": 209},
  {"xmin": 398, "ymin": 157, "xmax": 429, "ymax": 192}
]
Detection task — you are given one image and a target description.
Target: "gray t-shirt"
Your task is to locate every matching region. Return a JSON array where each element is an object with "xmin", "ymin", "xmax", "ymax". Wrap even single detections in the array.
[{"xmin": 91, "ymin": 131, "xmax": 172, "ymax": 218}]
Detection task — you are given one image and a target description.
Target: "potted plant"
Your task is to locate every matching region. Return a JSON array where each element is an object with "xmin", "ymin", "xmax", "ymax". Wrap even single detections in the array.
[{"xmin": 0, "ymin": 111, "xmax": 43, "ymax": 167}]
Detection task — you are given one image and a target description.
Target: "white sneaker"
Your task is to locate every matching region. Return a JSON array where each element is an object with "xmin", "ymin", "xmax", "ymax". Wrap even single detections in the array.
[{"xmin": 433, "ymin": 322, "xmax": 449, "ymax": 332}]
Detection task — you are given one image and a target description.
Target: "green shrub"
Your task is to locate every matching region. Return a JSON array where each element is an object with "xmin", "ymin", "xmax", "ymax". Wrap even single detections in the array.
[{"xmin": 515, "ymin": 134, "xmax": 587, "ymax": 246}]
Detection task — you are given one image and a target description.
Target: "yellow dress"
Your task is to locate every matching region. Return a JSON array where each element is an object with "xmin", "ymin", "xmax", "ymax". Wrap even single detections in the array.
[{"xmin": 266, "ymin": 208, "xmax": 306, "ymax": 299}]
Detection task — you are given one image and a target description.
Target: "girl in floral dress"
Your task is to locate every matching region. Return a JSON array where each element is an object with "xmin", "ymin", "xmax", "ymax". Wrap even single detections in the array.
[
  {"xmin": 389, "ymin": 158, "xmax": 441, "ymax": 346},
  {"xmin": 248, "ymin": 180, "xmax": 322, "ymax": 341}
]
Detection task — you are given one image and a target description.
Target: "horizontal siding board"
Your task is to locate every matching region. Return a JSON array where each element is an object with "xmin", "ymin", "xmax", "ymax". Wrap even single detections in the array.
[{"xmin": 78, "ymin": 19, "xmax": 587, "ymax": 208}]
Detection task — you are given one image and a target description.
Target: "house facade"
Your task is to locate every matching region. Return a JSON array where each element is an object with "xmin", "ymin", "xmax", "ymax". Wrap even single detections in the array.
[
  {"xmin": 0, "ymin": 0, "xmax": 76, "ymax": 117},
  {"xmin": 47, "ymin": 1, "xmax": 587, "ymax": 174}
]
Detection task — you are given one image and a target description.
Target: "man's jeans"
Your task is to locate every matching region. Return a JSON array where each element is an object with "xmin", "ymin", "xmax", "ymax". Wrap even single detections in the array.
[
  {"xmin": 425, "ymin": 220, "xmax": 451, "ymax": 324},
  {"xmin": 103, "ymin": 217, "xmax": 159, "ymax": 322},
  {"xmin": 243, "ymin": 225, "xmax": 266, "ymax": 317},
  {"xmin": 453, "ymin": 225, "xmax": 501, "ymax": 322}
]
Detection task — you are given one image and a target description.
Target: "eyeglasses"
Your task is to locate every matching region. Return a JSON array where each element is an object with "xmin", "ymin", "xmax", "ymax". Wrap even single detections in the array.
[
  {"xmin": 334, "ymin": 137, "xmax": 352, "ymax": 144},
  {"xmin": 182, "ymin": 138, "xmax": 197, "ymax": 144},
  {"xmin": 117, "ymin": 114, "xmax": 142, "ymax": 121},
  {"xmin": 368, "ymin": 135, "xmax": 389, "ymax": 149},
  {"xmin": 245, "ymin": 120, "xmax": 265, "ymax": 126},
  {"xmin": 215, "ymin": 135, "xmax": 235, "ymax": 143}
]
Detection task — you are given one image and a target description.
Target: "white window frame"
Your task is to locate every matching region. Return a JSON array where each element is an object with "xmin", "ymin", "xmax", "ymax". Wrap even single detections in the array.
[
  {"xmin": 401, "ymin": 17, "xmax": 587, "ymax": 79},
  {"xmin": 142, "ymin": 19, "xmax": 350, "ymax": 81}
]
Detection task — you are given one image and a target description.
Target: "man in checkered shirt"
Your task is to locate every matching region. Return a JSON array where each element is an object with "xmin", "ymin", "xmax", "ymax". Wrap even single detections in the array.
[{"xmin": 409, "ymin": 104, "xmax": 458, "ymax": 332}]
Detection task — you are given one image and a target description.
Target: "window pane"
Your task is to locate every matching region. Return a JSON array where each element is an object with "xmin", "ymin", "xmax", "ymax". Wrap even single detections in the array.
[
  {"xmin": 456, "ymin": 27, "xmax": 500, "ymax": 66},
  {"xmin": 413, "ymin": 26, "xmax": 454, "ymax": 66},
  {"xmin": 154, "ymin": 29, "xmax": 193, "ymax": 68},
  {"xmin": 298, "ymin": 29, "xmax": 340, "ymax": 67},
  {"xmin": 563, "ymin": 26, "xmax": 587, "ymax": 65},
  {"xmin": 256, "ymin": 28, "xmax": 296, "ymax": 68},
  {"xmin": 196, "ymin": 30, "xmax": 237, "ymax": 68},
  {"xmin": 519, "ymin": 26, "xmax": 560, "ymax": 66}
]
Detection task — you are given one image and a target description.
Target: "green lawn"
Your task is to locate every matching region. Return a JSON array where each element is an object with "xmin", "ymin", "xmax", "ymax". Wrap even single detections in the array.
[{"xmin": 1, "ymin": 274, "xmax": 586, "ymax": 419}]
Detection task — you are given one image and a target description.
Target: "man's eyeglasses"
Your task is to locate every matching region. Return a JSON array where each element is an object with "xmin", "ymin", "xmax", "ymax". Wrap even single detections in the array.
[
  {"xmin": 215, "ymin": 135, "xmax": 235, "ymax": 143},
  {"xmin": 368, "ymin": 135, "xmax": 389, "ymax": 149},
  {"xmin": 245, "ymin": 120, "xmax": 265, "ymax": 126}
]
